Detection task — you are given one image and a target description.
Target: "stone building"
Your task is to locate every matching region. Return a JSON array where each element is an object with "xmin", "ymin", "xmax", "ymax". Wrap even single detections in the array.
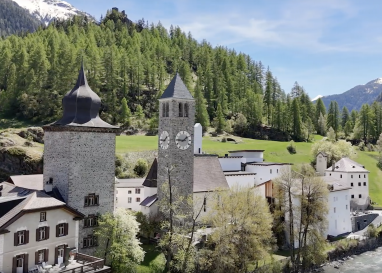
[{"xmin": 42, "ymin": 64, "xmax": 119, "ymax": 254}]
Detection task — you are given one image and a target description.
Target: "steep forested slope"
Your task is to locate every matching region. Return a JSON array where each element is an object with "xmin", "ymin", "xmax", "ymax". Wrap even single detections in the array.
[
  {"xmin": 0, "ymin": 9, "xmax": 318, "ymax": 141},
  {"xmin": 0, "ymin": 0, "xmax": 42, "ymax": 37}
]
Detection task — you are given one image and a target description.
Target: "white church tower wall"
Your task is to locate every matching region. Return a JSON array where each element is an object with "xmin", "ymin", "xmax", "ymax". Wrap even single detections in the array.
[{"xmin": 316, "ymin": 152, "xmax": 328, "ymax": 176}]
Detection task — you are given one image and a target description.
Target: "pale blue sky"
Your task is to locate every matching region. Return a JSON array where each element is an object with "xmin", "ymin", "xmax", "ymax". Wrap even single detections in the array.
[{"xmin": 71, "ymin": 0, "xmax": 382, "ymax": 99}]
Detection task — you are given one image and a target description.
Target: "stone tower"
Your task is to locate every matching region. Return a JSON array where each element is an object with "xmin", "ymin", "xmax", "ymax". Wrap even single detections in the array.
[
  {"xmin": 157, "ymin": 73, "xmax": 195, "ymax": 203},
  {"xmin": 42, "ymin": 64, "xmax": 119, "ymax": 254}
]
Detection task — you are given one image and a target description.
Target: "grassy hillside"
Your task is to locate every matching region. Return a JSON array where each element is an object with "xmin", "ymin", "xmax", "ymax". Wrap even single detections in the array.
[{"xmin": 116, "ymin": 134, "xmax": 382, "ymax": 206}]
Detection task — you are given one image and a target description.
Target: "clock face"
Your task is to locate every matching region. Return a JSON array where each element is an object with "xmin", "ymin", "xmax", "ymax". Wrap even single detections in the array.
[
  {"xmin": 176, "ymin": 131, "xmax": 192, "ymax": 150},
  {"xmin": 160, "ymin": 131, "xmax": 170, "ymax": 150}
]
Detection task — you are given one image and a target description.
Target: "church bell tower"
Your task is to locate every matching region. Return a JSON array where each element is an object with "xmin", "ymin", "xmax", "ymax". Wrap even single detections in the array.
[{"xmin": 157, "ymin": 73, "xmax": 195, "ymax": 203}]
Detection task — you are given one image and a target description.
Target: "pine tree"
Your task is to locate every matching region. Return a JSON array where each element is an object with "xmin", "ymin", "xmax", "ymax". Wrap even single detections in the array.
[
  {"xmin": 216, "ymin": 104, "xmax": 225, "ymax": 134},
  {"xmin": 120, "ymin": 97, "xmax": 131, "ymax": 126},
  {"xmin": 327, "ymin": 101, "xmax": 340, "ymax": 133},
  {"xmin": 341, "ymin": 106, "xmax": 350, "ymax": 129},
  {"xmin": 292, "ymin": 98, "xmax": 303, "ymax": 140},
  {"xmin": 194, "ymin": 80, "xmax": 209, "ymax": 131}
]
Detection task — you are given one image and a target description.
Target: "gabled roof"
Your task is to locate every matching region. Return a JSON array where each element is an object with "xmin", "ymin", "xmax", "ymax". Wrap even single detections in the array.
[
  {"xmin": 317, "ymin": 152, "xmax": 328, "ymax": 157},
  {"xmin": 140, "ymin": 194, "xmax": 157, "ymax": 207},
  {"xmin": 0, "ymin": 182, "xmax": 83, "ymax": 231},
  {"xmin": 7, "ymin": 174, "xmax": 44, "ymax": 190},
  {"xmin": 194, "ymin": 156, "xmax": 229, "ymax": 192},
  {"xmin": 327, "ymin": 157, "xmax": 369, "ymax": 173},
  {"xmin": 143, "ymin": 158, "xmax": 158, "ymax": 188},
  {"xmin": 160, "ymin": 73, "xmax": 194, "ymax": 100}
]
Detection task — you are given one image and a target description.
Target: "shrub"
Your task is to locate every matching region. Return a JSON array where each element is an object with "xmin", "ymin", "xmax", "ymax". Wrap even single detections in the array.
[
  {"xmin": 287, "ymin": 140, "xmax": 297, "ymax": 154},
  {"xmin": 134, "ymin": 158, "xmax": 148, "ymax": 177},
  {"xmin": 7, "ymin": 147, "xmax": 27, "ymax": 157},
  {"xmin": 221, "ymin": 137, "xmax": 227, "ymax": 143},
  {"xmin": 366, "ymin": 224, "xmax": 378, "ymax": 238},
  {"xmin": 358, "ymin": 140, "xmax": 365, "ymax": 151}
]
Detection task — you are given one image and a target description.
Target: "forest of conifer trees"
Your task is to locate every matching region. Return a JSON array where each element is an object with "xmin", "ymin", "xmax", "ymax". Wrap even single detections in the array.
[{"xmin": 1, "ymin": 8, "xmax": 382, "ymax": 143}]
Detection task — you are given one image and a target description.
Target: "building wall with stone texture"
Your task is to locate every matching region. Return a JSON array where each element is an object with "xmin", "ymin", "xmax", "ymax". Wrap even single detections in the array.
[
  {"xmin": 43, "ymin": 129, "xmax": 116, "ymax": 255},
  {"xmin": 158, "ymin": 99, "xmax": 195, "ymax": 202}
]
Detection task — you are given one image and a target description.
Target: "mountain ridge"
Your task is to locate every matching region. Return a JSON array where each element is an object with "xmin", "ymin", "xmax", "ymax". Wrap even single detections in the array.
[
  {"xmin": 320, "ymin": 78, "xmax": 382, "ymax": 111},
  {"xmin": 11, "ymin": 0, "xmax": 94, "ymax": 25}
]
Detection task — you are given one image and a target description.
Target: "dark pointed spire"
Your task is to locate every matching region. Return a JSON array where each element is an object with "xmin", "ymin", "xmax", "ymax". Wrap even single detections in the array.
[
  {"xmin": 160, "ymin": 73, "xmax": 194, "ymax": 100},
  {"xmin": 52, "ymin": 64, "xmax": 118, "ymax": 129}
]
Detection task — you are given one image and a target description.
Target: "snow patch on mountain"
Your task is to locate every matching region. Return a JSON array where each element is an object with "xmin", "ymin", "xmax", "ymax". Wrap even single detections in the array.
[
  {"xmin": 311, "ymin": 95, "xmax": 323, "ymax": 101},
  {"xmin": 12, "ymin": 0, "xmax": 91, "ymax": 25},
  {"xmin": 366, "ymin": 78, "xmax": 382, "ymax": 85}
]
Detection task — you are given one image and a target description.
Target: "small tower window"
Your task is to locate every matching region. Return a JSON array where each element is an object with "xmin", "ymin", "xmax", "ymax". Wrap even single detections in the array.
[
  {"xmin": 162, "ymin": 103, "xmax": 166, "ymax": 117},
  {"xmin": 184, "ymin": 103, "xmax": 189, "ymax": 117},
  {"xmin": 165, "ymin": 102, "xmax": 169, "ymax": 117},
  {"xmin": 179, "ymin": 103, "xmax": 183, "ymax": 117}
]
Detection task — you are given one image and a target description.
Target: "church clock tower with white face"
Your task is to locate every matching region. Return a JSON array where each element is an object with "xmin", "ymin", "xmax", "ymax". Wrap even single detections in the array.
[{"xmin": 157, "ymin": 73, "xmax": 195, "ymax": 203}]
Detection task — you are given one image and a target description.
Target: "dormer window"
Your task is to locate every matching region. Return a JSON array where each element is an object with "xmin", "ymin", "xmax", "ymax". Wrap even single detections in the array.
[{"xmin": 179, "ymin": 103, "xmax": 183, "ymax": 117}]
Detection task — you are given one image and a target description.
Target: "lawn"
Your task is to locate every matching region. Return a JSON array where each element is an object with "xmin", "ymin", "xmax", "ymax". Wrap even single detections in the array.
[
  {"xmin": 116, "ymin": 134, "xmax": 382, "ymax": 206},
  {"xmin": 137, "ymin": 243, "xmax": 165, "ymax": 273}
]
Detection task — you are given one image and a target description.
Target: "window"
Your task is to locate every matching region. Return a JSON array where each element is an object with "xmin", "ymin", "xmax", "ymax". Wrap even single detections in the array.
[
  {"xmin": 40, "ymin": 212, "xmax": 46, "ymax": 222},
  {"xmin": 270, "ymin": 169, "xmax": 272, "ymax": 174},
  {"xmin": 364, "ymin": 182, "xmax": 367, "ymax": 186},
  {"xmin": 162, "ymin": 103, "xmax": 166, "ymax": 117},
  {"xmin": 364, "ymin": 175, "xmax": 366, "ymax": 178},
  {"xmin": 179, "ymin": 103, "xmax": 183, "ymax": 117},
  {"xmin": 330, "ymin": 173, "xmax": 331, "ymax": 176},
  {"xmin": 358, "ymin": 182, "xmax": 361, "ymax": 186},
  {"xmin": 165, "ymin": 102, "xmax": 169, "ymax": 117},
  {"xmin": 277, "ymin": 169, "xmax": 279, "ymax": 173},
  {"xmin": 83, "ymin": 235, "xmax": 97, "ymax": 248},
  {"xmin": 351, "ymin": 183, "xmax": 353, "ymax": 187},
  {"xmin": 57, "ymin": 246, "xmax": 65, "ymax": 260},
  {"xmin": 56, "ymin": 223, "xmax": 68, "ymax": 237},
  {"xmin": 184, "ymin": 103, "xmax": 189, "ymax": 117},
  {"xmin": 36, "ymin": 226, "xmax": 49, "ymax": 241},
  {"xmin": 14, "ymin": 230, "xmax": 28, "ymax": 246},
  {"xmin": 334, "ymin": 207, "xmax": 336, "ymax": 213},
  {"xmin": 38, "ymin": 249, "xmax": 45, "ymax": 263},
  {"xmin": 128, "ymin": 197, "xmax": 132, "ymax": 203},
  {"xmin": 359, "ymin": 175, "xmax": 361, "ymax": 178},
  {"xmin": 351, "ymin": 175, "xmax": 353, "ymax": 178},
  {"xmin": 128, "ymin": 190, "xmax": 132, "ymax": 194},
  {"xmin": 84, "ymin": 215, "xmax": 98, "ymax": 228},
  {"xmin": 346, "ymin": 205, "xmax": 348, "ymax": 210},
  {"xmin": 359, "ymin": 194, "xmax": 362, "ymax": 198},
  {"xmin": 340, "ymin": 175, "xmax": 342, "ymax": 178},
  {"xmin": 84, "ymin": 193, "xmax": 99, "ymax": 207},
  {"xmin": 135, "ymin": 188, "xmax": 141, "ymax": 194},
  {"xmin": 136, "ymin": 197, "xmax": 141, "ymax": 202},
  {"xmin": 16, "ymin": 256, "xmax": 23, "ymax": 267},
  {"xmin": 351, "ymin": 195, "xmax": 354, "ymax": 199},
  {"xmin": 203, "ymin": 197, "xmax": 207, "ymax": 212}
]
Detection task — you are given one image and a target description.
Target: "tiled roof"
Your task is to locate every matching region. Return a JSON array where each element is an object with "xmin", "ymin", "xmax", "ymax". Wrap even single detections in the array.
[
  {"xmin": 194, "ymin": 156, "xmax": 229, "ymax": 192},
  {"xmin": 140, "ymin": 194, "xmax": 158, "ymax": 207},
  {"xmin": 143, "ymin": 158, "xmax": 157, "ymax": 188},
  {"xmin": 8, "ymin": 174, "xmax": 44, "ymax": 190},
  {"xmin": 116, "ymin": 178, "xmax": 144, "ymax": 188},
  {"xmin": 327, "ymin": 157, "xmax": 369, "ymax": 173},
  {"xmin": 224, "ymin": 171, "xmax": 256, "ymax": 176},
  {"xmin": 0, "ymin": 182, "xmax": 80, "ymax": 230},
  {"xmin": 160, "ymin": 73, "xmax": 194, "ymax": 100}
]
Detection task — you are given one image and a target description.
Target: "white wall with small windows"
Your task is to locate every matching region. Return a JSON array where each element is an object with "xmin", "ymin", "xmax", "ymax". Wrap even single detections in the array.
[
  {"xmin": 0, "ymin": 208, "xmax": 80, "ymax": 273},
  {"xmin": 115, "ymin": 179, "xmax": 145, "ymax": 212},
  {"xmin": 245, "ymin": 164, "xmax": 291, "ymax": 186},
  {"xmin": 327, "ymin": 188, "xmax": 352, "ymax": 236}
]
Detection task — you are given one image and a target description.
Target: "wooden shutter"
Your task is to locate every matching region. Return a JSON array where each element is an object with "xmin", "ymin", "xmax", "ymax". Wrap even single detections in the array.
[
  {"xmin": 36, "ymin": 228, "xmax": 40, "ymax": 242},
  {"xmin": 14, "ymin": 232, "xmax": 17, "ymax": 246},
  {"xmin": 64, "ymin": 223, "xmax": 69, "ymax": 235},
  {"xmin": 23, "ymin": 253, "xmax": 28, "ymax": 273},
  {"xmin": 56, "ymin": 224, "xmax": 59, "ymax": 237},
  {"xmin": 46, "ymin": 226, "xmax": 50, "ymax": 240},
  {"xmin": 44, "ymin": 248, "xmax": 49, "ymax": 262},
  {"xmin": 55, "ymin": 247, "xmax": 58, "ymax": 265},
  {"xmin": 35, "ymin": 251, "xmax": 39, "ymax": 265},
  {"xmin": 25, "ymin": 230, "xmax": 29, "ymax": 244},
  {"xmin": 12, "ymin": 256, "xmax": 17, "ymax": 273}
]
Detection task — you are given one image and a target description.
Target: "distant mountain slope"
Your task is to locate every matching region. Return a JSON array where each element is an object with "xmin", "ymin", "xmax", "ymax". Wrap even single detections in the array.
[
  {"xmin": 0, "ymin": 0, "xmax": 42, "ymax": 37},
  {"xmin": 11, "ymin": 0, "xmax": 94, "ymax": 25},
  {"xmin": 321, "ymin": 78, "xmax": 382, "ymax": 111}
]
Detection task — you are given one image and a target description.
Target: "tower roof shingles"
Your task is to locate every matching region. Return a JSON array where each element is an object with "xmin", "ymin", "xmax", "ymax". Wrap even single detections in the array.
[{"xmin": 160, "ymin": 73, "xmax": 194, "ymax": 100}]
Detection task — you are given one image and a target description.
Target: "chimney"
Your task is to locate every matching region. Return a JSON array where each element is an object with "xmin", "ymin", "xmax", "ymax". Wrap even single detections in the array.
[{"xmin": 45, "ymin": 178, "xmax": 53, "ymax": 193}]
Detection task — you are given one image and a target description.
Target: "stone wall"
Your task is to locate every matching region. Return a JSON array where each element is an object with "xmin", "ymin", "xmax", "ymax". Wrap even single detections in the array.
[{"xmin": 43, "ymin": 129, "xmax": 116, "ymax": 255}]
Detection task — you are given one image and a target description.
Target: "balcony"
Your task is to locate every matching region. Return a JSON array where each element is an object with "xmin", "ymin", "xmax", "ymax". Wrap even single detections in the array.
[{"xmin": 48, "ymin": 253, "xmax": 111, "ymax": 273}]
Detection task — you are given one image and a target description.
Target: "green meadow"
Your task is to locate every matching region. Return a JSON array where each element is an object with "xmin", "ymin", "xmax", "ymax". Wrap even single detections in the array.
[{"xmin": 116, "ymin": 134, "xmax": 382, "ymax": 206}]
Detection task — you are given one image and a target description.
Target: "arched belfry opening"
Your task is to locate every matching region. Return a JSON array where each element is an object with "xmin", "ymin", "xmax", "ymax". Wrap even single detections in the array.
[
  {"xmin": 179, "ymin": 103, "xmax": 183, "ymax": 117},
  {"xmin": 165, "ymin": 102, "xmax": 169, "ymax": 117},
  {"xmin": 184, "ymin": 103, "xmax": 189, "ymax": 117}
]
